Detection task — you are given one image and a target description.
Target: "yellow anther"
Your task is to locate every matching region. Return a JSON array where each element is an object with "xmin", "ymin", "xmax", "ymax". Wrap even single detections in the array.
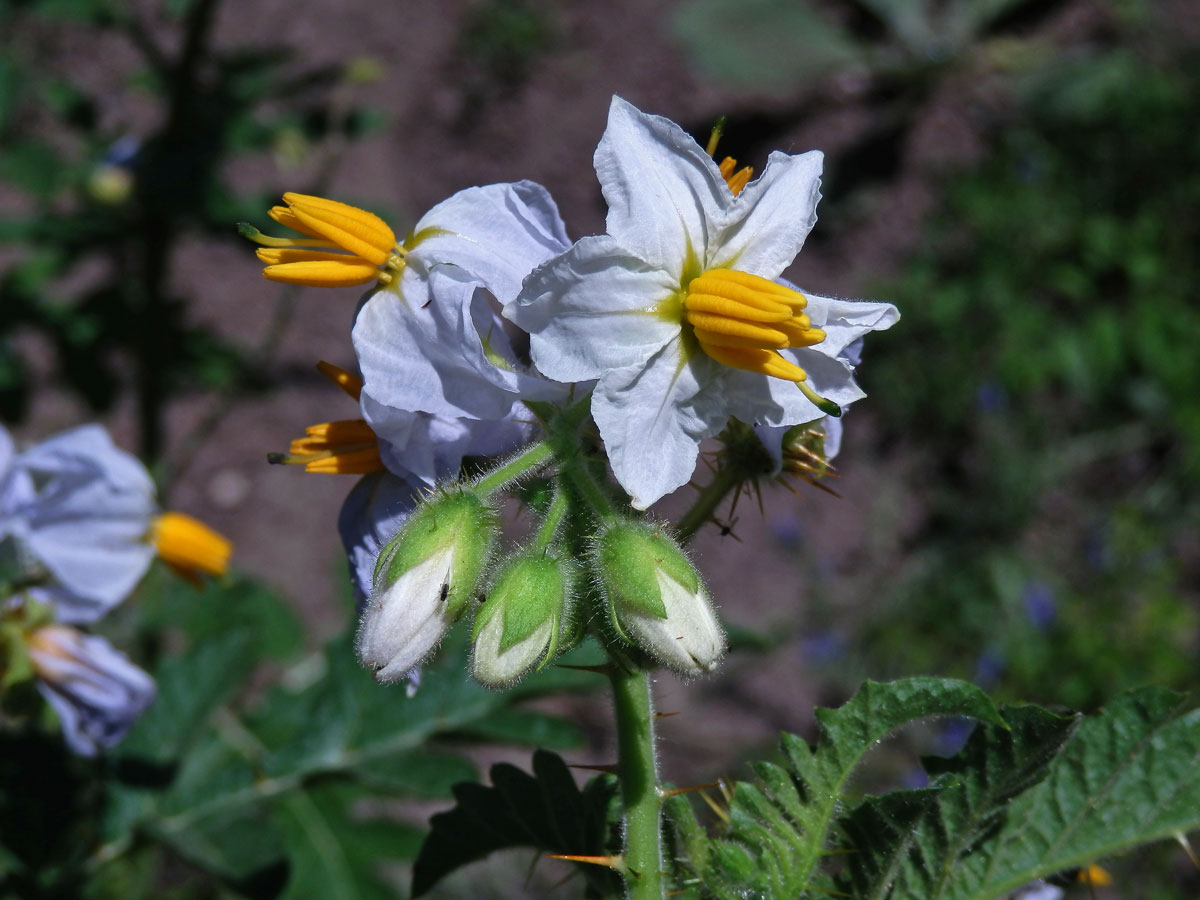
[
  {"xmin": 301, "ymin": 446, "xmax": 384, "ymax": 474},
  {"xmin": 316, "ymin": 361, "xmax": 364, "ymax": 400},
  {"xmin": 683, "ymin": 268, "xmax": 841, "ymax": 415},
  {"xmin": 268, "ymin": 205, "xmax": 324, "ymax": 238},
  {"xmin": 686, "ymin": 312, "xmax": 788, "ymax": 346},
  {"xmin": 152, "ymin": 512, "xmax": 232, "ymax": 580},
  {"xmin": 692, "ymin": 326, "xmax": 787, "ymax": 351},
  {"xmin": 282, "ymin": 192, "xmax": 395, "ymax": 264},
  {"xmin": 244, "ymin": 193, "xmax": 402, "ymax": 288},
  {"xmin": 261, "ymin": 259, "xmax": 382, "ymax": 288},
  {"xmin": 776, "ymin": 320, "xmax": 825, "ymax": 348},
  {"xmin": 703, "ymin": 344, "xmax": 808, "ymax": 382},
  {"xmin": 290, "ymin": 419, "xmax": 378, "ymax": 454}
]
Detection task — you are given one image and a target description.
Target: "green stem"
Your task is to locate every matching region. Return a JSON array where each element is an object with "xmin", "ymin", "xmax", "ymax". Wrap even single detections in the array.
[
  {"xmin": 608, "ymin": 652, "xmax": 663, "ymax": 900},
  {"xmin": 532, "ymin": 486, "xmax": 569, "ymax": 552},
  {"xmin": 562, "ymin": 457, "xmax": 618, "ymax": 523},
  {"xmin": 472, "ymin": 441, "xmax": 553, "ymax": 496},
  {"xmin": 675, "ymin": 463, "xmax": 742, "ymax": 543}
]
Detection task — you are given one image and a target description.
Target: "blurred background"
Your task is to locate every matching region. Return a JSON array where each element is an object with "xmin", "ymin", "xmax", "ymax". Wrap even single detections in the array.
[{"xmin": 2, "ymin": 0, "xmax": 1199, "ymax": 895}]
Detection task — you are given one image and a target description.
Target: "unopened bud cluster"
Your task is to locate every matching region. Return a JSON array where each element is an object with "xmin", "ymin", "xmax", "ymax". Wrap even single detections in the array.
[{"xmin": 354, "ymin": 449, "xmax": 729, "ymax": 690}]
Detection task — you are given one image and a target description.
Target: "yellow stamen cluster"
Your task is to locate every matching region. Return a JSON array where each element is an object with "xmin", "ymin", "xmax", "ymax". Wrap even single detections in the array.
[
  {"xmin": 243, "ymin": 193, "xmax": 403, "ymax": 288},
  {"xmin": 718, "ymin": 156, "xmax": 753, "ymax": 196},
  {"xmin": 704, "ymin": 117, "xmax": 754, "ymax": 195},
  {"xmin": 684, "ymin": 269, "xmax": 839, "ymax": 414},
  {"xmin": 152, "ymin": 513, "xmax": 232, "ymax": 580},
  {"xmin": 269, "ymin": 362, "xmax": 385, "ymax": 475}
]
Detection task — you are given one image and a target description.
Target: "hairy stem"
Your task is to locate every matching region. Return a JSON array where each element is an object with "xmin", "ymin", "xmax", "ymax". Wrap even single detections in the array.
[
  {"xmin": 609, "ymin": 652, "xmax": 663, "ymax": 900},
  {"xmin": 472, "ymin": 441, "xmax": 554, "ymax": 496}
]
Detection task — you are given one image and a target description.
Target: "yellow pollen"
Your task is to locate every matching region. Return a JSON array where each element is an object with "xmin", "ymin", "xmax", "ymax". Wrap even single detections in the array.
[
  {"xmin": 152, "ymin": 512, "xmax": 232, "ymax": 580},
  {"xmin": 683, "ymin": 268, "xmax": 841, "ymax": 416},
  {"xmin": 241, "ymin": 193, "xmax": 404, "ymax": 289}
]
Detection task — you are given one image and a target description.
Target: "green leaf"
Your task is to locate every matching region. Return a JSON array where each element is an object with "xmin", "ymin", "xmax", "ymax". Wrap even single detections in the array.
[
  {"xmin": 118, "ymin": 629, "xmax": 257, "ymax": 764},
  {"xmin": 664, "ymin": 677, "xmax": 1004, "ymax": 897},
  {"xmin": 837, "ymin": 703, "xmax": 1079, "ymax": 899},
  {"xmin": 411, "ymin": 749, "xmax": 620, "ymax": 898},
  {"xmin": 852, "ymin": 686, "xmax": 1200, "ymax": 900},
  {"xmin": 275, "ymin": 780, "xmax": 422, "ymax": 900},
  {"xmin": 99, "ymin": 626, "xmax": 598, "ymax": 885},
  {"xmin": 139, "ymin": 573, "xmax": 304, "ymax": 662}
]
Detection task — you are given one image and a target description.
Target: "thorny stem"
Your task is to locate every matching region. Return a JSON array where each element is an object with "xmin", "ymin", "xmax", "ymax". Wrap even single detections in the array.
[
  {"xmin": 675, "ymin": 463, "xmax": 742, "ymax": 544},
  {"xmin": 608, "ymin": 649, "xmax": 664, "ymax": 900}
]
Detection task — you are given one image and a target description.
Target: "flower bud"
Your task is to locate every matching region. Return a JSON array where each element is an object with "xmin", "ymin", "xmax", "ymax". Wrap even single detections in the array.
[
  {"xmin": 28, "ymin": 626, "xmax": 155, "ymax": 756},
  {"xmin": 356, "ymin": 488, "xmax": 495, "ymax": 683},
  {"xmin": 593, "ymin": 522, "xmax": 726, "ymax": 677},
  {"xmin": 471, "ymin": 552, "xmax": 570, "ymax": 688}
]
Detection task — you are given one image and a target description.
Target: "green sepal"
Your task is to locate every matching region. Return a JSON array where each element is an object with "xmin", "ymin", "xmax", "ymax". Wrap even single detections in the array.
[
  {"xmin": 474, "ymin": 553, "xmax": 566, "ymax": 655},
  {"xmin": 594, "ymin": 521, "xmax": 699, "ymax": 620},
  {"xmin": 374, "ymin": 487, "xmax": 496, "ymax": 615},
  {"xmin": 0, "ymin": 623, "xmax": 34, "ymax": 691}
]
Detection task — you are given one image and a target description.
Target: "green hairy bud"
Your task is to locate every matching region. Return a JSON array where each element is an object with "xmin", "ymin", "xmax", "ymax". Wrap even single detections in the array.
[
  {"xmin": 593, "ymin": 521, "xmax": 726, "ymax": 677},
  {"xmin": 357, "ymin": 489, "xmax": 496, "ymax": 684},
  {"xmin": 471, "ymin": 552, "xmax": 571, "ymax": 688}
]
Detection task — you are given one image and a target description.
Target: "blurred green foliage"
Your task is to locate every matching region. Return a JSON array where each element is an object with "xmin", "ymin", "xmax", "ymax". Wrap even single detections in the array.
[
  {"xmin": 0, "ymin": 0, "xmax": 384, "ymax": 463},
  {"xmin": 853, "ymin": 42, "xmax": 1200, "ymax": 711},
  {"xmin": 0, "ymin": 568, "xmax": 601, "ymax": 899}
]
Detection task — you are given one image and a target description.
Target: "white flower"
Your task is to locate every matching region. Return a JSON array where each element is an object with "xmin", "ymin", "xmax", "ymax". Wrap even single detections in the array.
[
  {"xmin": 1, "ymin": 425, "xmax": 156, "ymax": 622},
  {"xmin": 353, "ymin": 183, "xmax": 571, "ymax": 434},
  {"xmin": 509, "ymin": 96, "xmax": 898, "ymax": 509},
  {"xmin": 28, "ymin": 626, "xmax": 155, "ymax": 756},
  {"xmin": 0, "ymin": 425, "xmax": 230, "ymax": 622},
  {"xmin": 355, "ymin": 488, "xmax": 494, "ymax": 684}
]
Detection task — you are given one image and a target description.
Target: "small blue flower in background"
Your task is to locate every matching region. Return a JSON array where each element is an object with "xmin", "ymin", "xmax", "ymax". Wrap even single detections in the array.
[
  {"xmin": 27, "ymin": 626, "xmax": 155, "ymax": 757},
  {"xmin": 1022, "ymin": 581, "xmax": 1057, "ymax": 630},
  {"xmin": 975, "ymin": 380, "xmax": 1008, "ymax": 414},
  {"xmin": 974, "ymin": 648, "xmax": 1006, "ymax": 688},
  {"xmin": 933, "ymin": 717, "xmax": 976, "ymax": 757},
  {"xmin": 800, "ymin": 631, "xmax": 846, "ymax": 663}
]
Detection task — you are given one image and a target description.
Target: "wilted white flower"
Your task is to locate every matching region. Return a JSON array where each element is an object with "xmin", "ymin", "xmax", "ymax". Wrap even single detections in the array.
[{"xmin": 28, "ymin": 625, "xmax": 155, "ymax": 756}]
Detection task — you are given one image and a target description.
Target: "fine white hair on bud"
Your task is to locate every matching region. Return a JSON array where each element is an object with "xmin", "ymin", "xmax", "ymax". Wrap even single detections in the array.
[
  {"xmin": 357, "ymin": 544, "xmax": 457, "ymax": 683},
  {"xmin": 354, "ymin": 487, "xmax": 496, "ymax": 683},
  {"xmin": 618, "ymin": 569, "xmax": 725, "ymax": 678},
  {"xmin": 593, "ymin": 520, "xmax": 727, "ymax": 677}
]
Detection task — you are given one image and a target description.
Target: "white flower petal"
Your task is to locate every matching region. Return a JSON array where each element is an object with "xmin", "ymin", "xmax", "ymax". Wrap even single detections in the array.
[
  {"xmin": 710, "ymin": 150, "xmax": 824, "ymax": 275},
  {"xmin": 592, "ymin": 341, "xmax": 727, "ymax": 509},
  {"xmin": 357, "ymin": 545, "xmax": 456, "ymax": 682},
  {"xmin": 356, "ymin": 269, "xmax": 562, "ymax": 421},
  {"xmin": 408, "ymin": 181, "xmax": 570, "ymax": 306},
  {"xmin": 13, "ymin": 426, "xmax": 157, "ymax": 623},
  {"xmin": 31, "ymin": 628, "xmax": 155, "ymax": 756},
  {"xmin": 512, "ymin": 234, "xmax": 681, "ymax": 383},
  {"xmin": 596, "ymin": 96, "xmax": 728, "ymax": 277},
  {"xmin": 803, "ymin": 293, "xmax": 900, "ymax": 358},
  {"xmin": 618, "ymin": 573, "xmax": 725, "ymax": 677}
]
